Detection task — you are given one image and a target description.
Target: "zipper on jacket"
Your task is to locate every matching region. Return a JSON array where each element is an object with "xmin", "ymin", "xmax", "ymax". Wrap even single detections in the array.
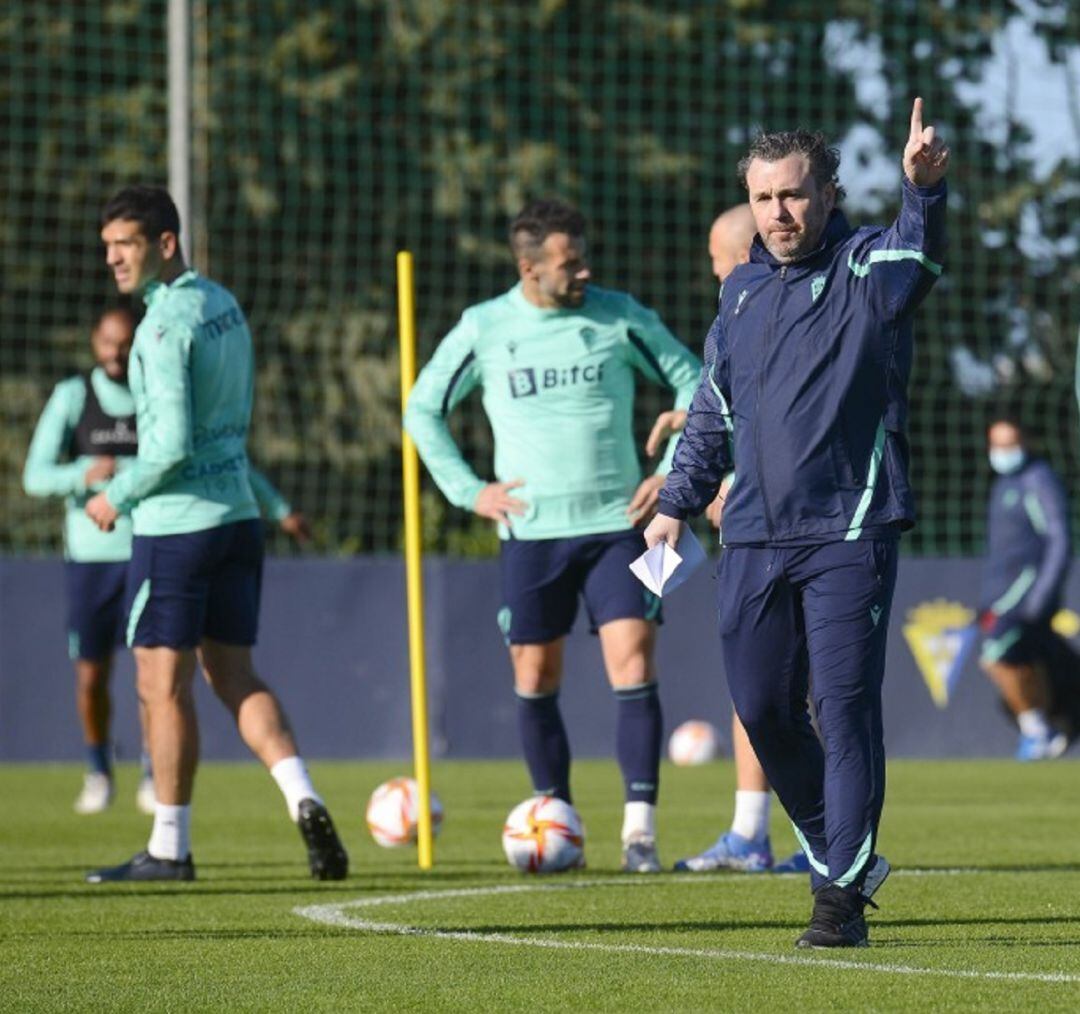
[{"xmin": 754, "ymin": 265, "xmax": 786, "ymax": 538}]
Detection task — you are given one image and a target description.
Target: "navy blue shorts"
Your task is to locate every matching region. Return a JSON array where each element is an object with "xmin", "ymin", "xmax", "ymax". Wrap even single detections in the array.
[
  {"xmin": 498, "ymin": 529, "xmax": 661, "ymax": 645},
  {"xmin": 65, "ymin": 561, "xmax": 129, "ymax": 661},
  {"xmin": 124, "ymin": 519, "xmax": 263, "ymax": 650},
  {"xmin": 981, "ymin": 615, "xmax": 1054, "ymax": 667}
]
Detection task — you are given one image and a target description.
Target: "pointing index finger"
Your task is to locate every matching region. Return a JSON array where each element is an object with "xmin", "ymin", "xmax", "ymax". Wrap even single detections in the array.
[{"xmin": 909, "ymin": 96, "xmax": 924, "ymax": 142}]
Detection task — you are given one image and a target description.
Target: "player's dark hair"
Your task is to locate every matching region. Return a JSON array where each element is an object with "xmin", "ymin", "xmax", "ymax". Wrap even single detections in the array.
[
  {"xmin": 101, "ymin": 185, "xmax": 181, "ymax": 239},
  {"xmin": 508, "ymin": 199, "xmax": 586, "ymax": 261},
  {"xmin": 94, "ymin": 302, "xmax": 140, "ymax": 333},
  {"xmin": 737, "ymin": 130, "xmax": 847, "ymax": 202}
]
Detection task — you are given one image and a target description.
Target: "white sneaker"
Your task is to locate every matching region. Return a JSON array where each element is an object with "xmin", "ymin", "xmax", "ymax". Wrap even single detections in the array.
[
  {"xmin": 135, "ymin": 776, "xmax": 156, "ymax": 815},
  {"xmin": 74, "ymin": 772, "xmax": 114, "ymax": 814},
  {"xmin": 621, "ymin": 834, "xmax": 662, "ymax": 874}
]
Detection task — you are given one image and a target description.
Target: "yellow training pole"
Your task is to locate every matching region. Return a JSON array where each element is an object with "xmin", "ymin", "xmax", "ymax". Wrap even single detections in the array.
[{"xmin": 397, "ymin": 250, "xmax": 434, "ymax": 870}]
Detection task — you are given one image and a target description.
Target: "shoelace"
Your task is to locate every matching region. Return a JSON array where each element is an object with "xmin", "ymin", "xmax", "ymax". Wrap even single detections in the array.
[{"xmin": 810, "ymin": 887, "xmax": 864, "ymax": 929}]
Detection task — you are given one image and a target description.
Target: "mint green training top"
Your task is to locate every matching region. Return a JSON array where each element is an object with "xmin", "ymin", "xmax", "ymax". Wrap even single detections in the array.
[
  {"xmin": 102, "ymin": 270, "xmax": 264, "ymax": 536},
  {"xmin": 404, "ymin": 283, "xmax": 701, "ymax": 540},
  {"xmin": 23, "ymin": 365, "xmax": 292, "ymax": 559},
  {"xmin": 23, "ymin": 368, "xmax": 137, "ymax": 562}
]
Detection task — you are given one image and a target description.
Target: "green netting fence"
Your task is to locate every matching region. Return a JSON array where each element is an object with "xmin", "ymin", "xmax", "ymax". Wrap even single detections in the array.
[{"xmin": 3, "ymin": 1, "xmax": 1078, "ymax": 557}]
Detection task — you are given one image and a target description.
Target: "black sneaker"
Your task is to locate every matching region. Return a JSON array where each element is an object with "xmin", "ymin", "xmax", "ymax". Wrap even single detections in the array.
[
  {"xmin": 86, "ymin": 850, "xmax": 195, "ymax": 884},
  {"xmin": 297, "ymin": 798, "xmax": 348, "ymax": 881},
  {"xmin": 796, "ymin": 884, "xmax": 869, "ymax": 948}
]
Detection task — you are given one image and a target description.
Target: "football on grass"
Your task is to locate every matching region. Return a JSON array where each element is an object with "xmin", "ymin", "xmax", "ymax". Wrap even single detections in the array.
[
  {"xmin": 502, "ymin": 796, "xmax": 585, "ymax": 873},
  {"xmin": 668, "ymin": 719, "xmax": 720, "ymax": 766},
  {"xmin": 366, "ymin": 777, "xmax": 444, "ymax": 847}
]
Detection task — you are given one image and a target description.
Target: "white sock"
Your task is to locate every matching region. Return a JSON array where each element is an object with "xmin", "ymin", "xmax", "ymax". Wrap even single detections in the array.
[
  {"xmin": 1017, "ymin": 709, "xmax": 1052, "ymax": 739},
  {"xmin": 270, "ymin": 755, "xmax": 322, "ymax": 822},
  {"xmin": 731, "ymin": 790, "xmax": 770, "ymax": 842},
  {"xmin": 147, "ymin": 803, "xmax": 191, "ymax": 861},
  {"xmin": 621, "ymin": 801, "xmax": 656, "ymax": 843}
]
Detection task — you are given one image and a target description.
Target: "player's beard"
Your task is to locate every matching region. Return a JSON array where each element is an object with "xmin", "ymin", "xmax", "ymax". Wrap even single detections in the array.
[{"xmin": 555, "ymin": 284, "xmax": 587, "ymax": 308}]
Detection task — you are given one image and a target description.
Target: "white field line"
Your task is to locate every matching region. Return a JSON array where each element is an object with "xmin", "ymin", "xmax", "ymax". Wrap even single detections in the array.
[{"xmin": 293, "ymin": 876, "xmax": 1080, "ymax": 985}]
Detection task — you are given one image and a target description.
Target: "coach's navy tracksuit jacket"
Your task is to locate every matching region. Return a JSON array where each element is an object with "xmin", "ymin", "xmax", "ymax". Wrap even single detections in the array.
[
  {"xmin": 659, "ymin": 178, "xmax": 947, "ymax": 892},
  {"xmin": 659, "ymin": 178, "xmax": 947, "ymax": 541}
]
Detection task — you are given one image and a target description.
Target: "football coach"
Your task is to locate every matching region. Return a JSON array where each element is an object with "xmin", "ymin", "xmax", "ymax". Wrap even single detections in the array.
[{"xmin": 645, "ymin": 98, "xmax": 949, "ymax": 948}]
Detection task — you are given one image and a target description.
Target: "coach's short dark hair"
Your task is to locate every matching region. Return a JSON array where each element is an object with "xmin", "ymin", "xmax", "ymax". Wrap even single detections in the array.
[
  {"xmin": 508, "ymin": 199, "xmax": 586, "ymax": 261},
  {"xmin": 737, "ymin": 131, "xmax": 847, "ymax": 202},
  {"xmin": 101, "ymin": 185, "xmax": 181, "ymax": 239}
]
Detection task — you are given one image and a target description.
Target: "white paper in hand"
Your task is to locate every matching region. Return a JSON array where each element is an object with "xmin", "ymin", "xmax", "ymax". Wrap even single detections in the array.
[
  {"xmin": 629, "ymin": 542, "xmax": 681, "ymax": 597},
  {"xmin": 629, "ymin": 526, "xmax": 706, "ymax": 597},
  {"xmin": 663, "ymin": 525, "xmax": 707, "ymax": 595}
]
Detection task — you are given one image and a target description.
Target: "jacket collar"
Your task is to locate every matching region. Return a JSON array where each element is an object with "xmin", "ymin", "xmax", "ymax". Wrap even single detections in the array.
[
  {"xmin": 143, "ymin": 268, "xmax": 199, "ymax": 308},
  {"xmin": 749, "ymin": 210, "xmax": 852, "ymax": 272}
]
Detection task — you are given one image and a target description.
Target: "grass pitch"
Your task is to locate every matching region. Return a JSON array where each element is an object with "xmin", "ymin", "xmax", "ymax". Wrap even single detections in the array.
[{"xmin": 2, "ymin": 758, "xmax": 1078, "ymax": 1012}]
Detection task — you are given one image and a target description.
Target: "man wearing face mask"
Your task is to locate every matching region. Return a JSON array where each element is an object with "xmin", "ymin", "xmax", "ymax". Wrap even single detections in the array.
[{"xmin": 979, "ymin": 416, "xmax": 1075, "ymax": 760}]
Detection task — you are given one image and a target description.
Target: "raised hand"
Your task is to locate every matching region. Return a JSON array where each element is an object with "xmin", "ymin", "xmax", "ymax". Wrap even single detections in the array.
[
  {"xmin": 903, "ymin": 97, "xmax": 950, "ymax": 187},
  {"xmin": 474, "ymin": 479, "xmax": 528, "ymax": 526}
]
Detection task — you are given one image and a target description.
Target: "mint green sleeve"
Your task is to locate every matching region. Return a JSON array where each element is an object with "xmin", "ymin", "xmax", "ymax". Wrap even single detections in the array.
[
  {"xmin": 105, "ymin": 325, "xmax": 194, "ymax": 510},
  {"xmin": 22, "ymin": 379, "xmax": 91, "ymax": 497},
  {"xmin": 623, "ymin": 297, "xmax": 703, "ymax": 475},
  {"xmin": 403, "ymin": 311, "xmax": 486, "ymax": 511},
  {"xmin": 248, "ymin": 465, "xmax": 291, "ymax": 521}
]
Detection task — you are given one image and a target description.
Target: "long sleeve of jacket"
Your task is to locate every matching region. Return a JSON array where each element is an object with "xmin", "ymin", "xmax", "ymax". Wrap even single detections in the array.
[
  {"xmin": 1020, "ymin": 467, "xmax": 1070, "ymax": 621},
  {"xmin": 248, "ymin": 465, "xmax": 291, "ymax": 522},
  {"xmin": 622, "ymin": 297, "xmax": 702, "ymax": 475},
  {"xmin": 22, "ymin": 378, "xmax": 91, "ymax": 498},
  {"xmin": 403, "ymin": 311, "xmax": 486, "ymax": 511},
  {"xmin": 104, "ymin": 324, "xmax": 194, "ymax": 510},
  {"xmin": 655, "ymin": 312, "xmax": 734, "ymax": 519},
  {"xmin": 847, "ymin": 177, "xmax": 948, "ymax": 321}
]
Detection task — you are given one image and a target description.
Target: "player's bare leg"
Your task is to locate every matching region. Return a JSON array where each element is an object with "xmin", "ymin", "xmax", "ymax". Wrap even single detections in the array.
[
  {"xmin": 72, "ymin": 657, "xmax": 114, "ymax": 813},
  {"xmin": 598, "ymin": 617, "xmax": 655, "ymax": 690},
  {"xmin": 984, "ymin": 659, "xmax": 1049, "ymax": 714},
  {"xmin": 983, "ymin": 659, "xmax": 1066, "ymax": 759},
  {"xmin": 197, "ymin": 640, "xmax": 297, "ymax": 769},
  {"xmin": 135, "ymin": 699, "xmax": 156, "ymax": 814},
  {"xmin": 198, "ymin": 640, "xmax": 343, "ymax": 874},
  {"xmin": 198, "ymin": 638, "xmax": 347, "ymax": 879},
  {"xmin": 85, "ymin": 646, "xmax": 199, "ymax": 882},
  {"xmin": 733, "ymin": 713, "xmax": 768, "ymax": 792},
  {"xmin": 599, "ymin": 618, "xmax": 663, "ymax": 872},
  {"xmin": 510, "ymin": 639, "xmax": 564, "ymax": 697},
  {"xmin": 675, "ymin": 702, "xmax": 809, "ymax": 875},
  {"xmin": 89, "ymin": 646, "xmax": 198, "ymax": 878},
  {"xmin": 136, "ymin": 646, "xmax": 199, "ymax": 806}
]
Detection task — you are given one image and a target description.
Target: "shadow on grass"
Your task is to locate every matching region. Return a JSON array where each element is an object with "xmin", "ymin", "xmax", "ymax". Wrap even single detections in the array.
[
  {"xmin": 3, "ymin": 926, "xmax": 360, "ymax": 941},
  {"xmin": 441, "ymin": 913, "xmax": 1080, "ymax": 937},
  {"xmin": 903, "ymin": 863, "xmax": 1080, "ymax": 874},
  {"xmin": 0, "ymin": 868, "xmax": 527, "ymax": 902}
]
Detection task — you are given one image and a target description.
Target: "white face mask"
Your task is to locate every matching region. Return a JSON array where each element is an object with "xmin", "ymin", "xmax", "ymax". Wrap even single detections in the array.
[{"xmin": 989, "ymin": 446, "xmax": 1026, "ymax": 475}]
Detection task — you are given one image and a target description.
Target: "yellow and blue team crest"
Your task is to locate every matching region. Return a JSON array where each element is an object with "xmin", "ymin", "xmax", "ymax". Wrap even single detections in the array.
[{"xmin": 902, "ymin": 599, "xmax": 977, "ymax": 708}]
